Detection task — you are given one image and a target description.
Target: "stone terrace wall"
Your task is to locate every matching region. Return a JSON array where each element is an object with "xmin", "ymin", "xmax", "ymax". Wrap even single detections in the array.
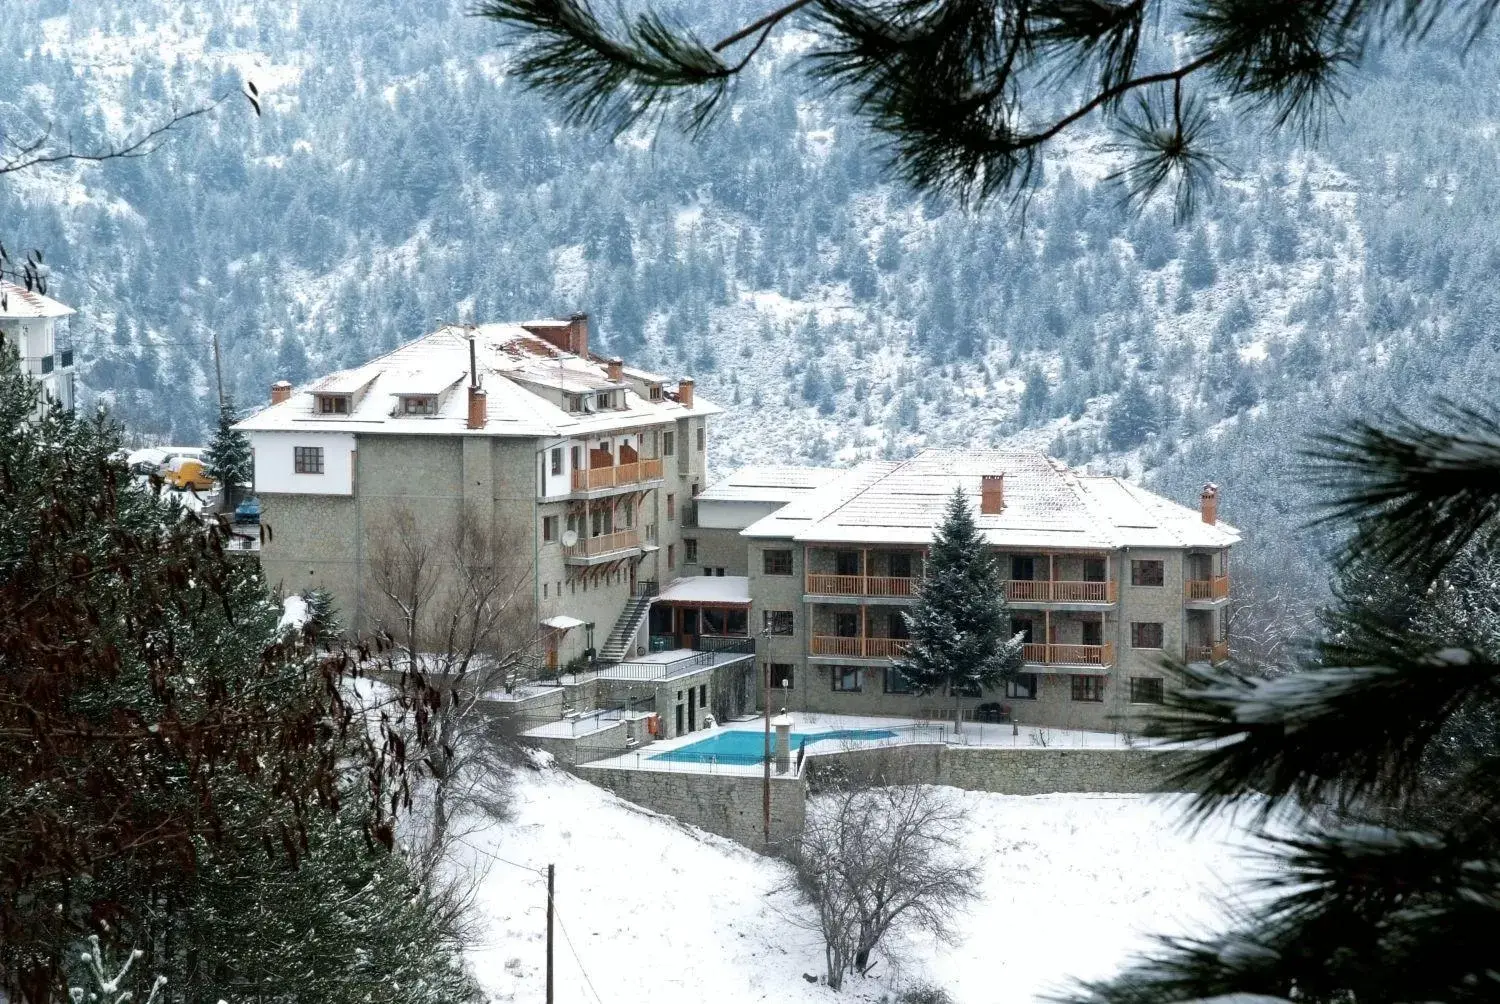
[
  {"xmin": 527, "ymin": 722, "xmax": 630, "ymax": 767},
  {"xmin": 579, "ymin": 765, "xmax": 806, "ymax": 853},
  {"xmin": 804, "ymin": 743, "xmax": 1199, "ymax": 796}
]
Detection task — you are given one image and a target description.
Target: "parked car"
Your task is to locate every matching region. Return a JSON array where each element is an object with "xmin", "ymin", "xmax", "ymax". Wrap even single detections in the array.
[
  {"xmin": 165, "ymin": 457, "xmax": 215, "ymax": 492},
  {"xmin": 234, "ymin": 497, "xmax": 261, "ymax": 524},
  {"xmin": 126, "ymin": 447, "xmax": 171, "ymax": 476}
]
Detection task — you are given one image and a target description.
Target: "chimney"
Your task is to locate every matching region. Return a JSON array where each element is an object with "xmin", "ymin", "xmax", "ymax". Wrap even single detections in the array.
[
  {"xmin": 1200, "ymin": 483, "xmax": 1219, "ymax": 525},
  {"xmin": 607, "ymin": 357, "xmax": 623, "ymax": 382},
  {"xmin": 567, "ymin": 312, "xmax": 589, "ymax": 357},
  {"xmin": 677, "ymin": 377, "xmax": 695, "ymax": 409},
  {"xmin": 270, "ymin": 380, "xmax": 292, "ymax": 405},
  {"xmin": 468, "ymin": 332, "xmax": 479, "ymax": 387},
  {"xmin": 467, "ymin": 386, "xmax": 487, "ymax": 430},
  {"xmin": 980, "ymin": 474, "xmax": 1005, "ymax": 515}
]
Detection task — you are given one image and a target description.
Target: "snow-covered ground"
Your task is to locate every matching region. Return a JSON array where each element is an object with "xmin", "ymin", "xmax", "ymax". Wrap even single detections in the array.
[{"xmin": 465, "ymin": 765, "xmax": 1266, "ymax": 1003}]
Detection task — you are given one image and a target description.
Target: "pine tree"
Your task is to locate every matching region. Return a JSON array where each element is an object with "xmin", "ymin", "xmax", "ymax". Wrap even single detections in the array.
[
  {"xmin": 203, "ymin": 399, "xmax": 252, "ymax": 507},
  {"xmin": 1106, "ymin": 377, "xmax": 1160, "ymax": 450},
  {"xmin": 893, "ymin": 488, "xmax": 1024, "ymax": 732}
]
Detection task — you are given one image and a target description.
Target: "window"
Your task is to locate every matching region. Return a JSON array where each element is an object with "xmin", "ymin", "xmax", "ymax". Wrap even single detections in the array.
[
  {"xmin": 401, "ymin": 395, "xmax": 437, "ymax": 415},
  {"xmin": 889, "ymin": 552, "xmax": 913, "ymax": 578},
  {"xmin": 663, "ymin": 431, "xmax": 675, "ymax": 456},
  {"xmin": 317, "ymin": 394, "xmax": 350, "ymax": 415},
  {"xmin": 711, "ymin": 567, "xmax": 727, "ymax": 577},
  {"xmin": 622, "ymin": 499, "xmax": 635, "ymax": 529},
  {"xmin": 571, "ymin": 445, "xmax": 583, "ymax": 470},
  {"xmin": 550, "ymin": 448, "xmax": 563, "ymax": 475},
  {"xmin": 884, "ymin": 666, "xmax": 915, "ymax": 694},
  {"xmin": 764, "ymin": 610, "xmax": 794, "ymax": 635},
  {"xmin": 763, "ymin": 550, "xmax": 794, "ymax": 575},
  {"xmin": 684, "ymin": 538, "xmax": 698, "ymax": 563},
  {"xmin": 1130, "ymin": 677, "xmax": 1165, "ymax": 704},
  {"xmin": 769, "ymin": 663, "xmax": 794, "ymax": 690},
  {"xmin": 543, "ymin": 584, "xmax": 548, "ymax": 598},
  {"xmin": 1071, "ymin": 675, "xmax": 1105, "ymax": 702},
  {"xmin": 293, "ymin": 446, "xmax": 325, "ymax": 474},
  {"xmin": 832, "ymin": 666, "xmax": 862, "ymax": 692},
  {"xmin": 567, "ymin": 394, "xmax": 583, "ymax": 413},
  {"xmin": 696, "ymin": 426, "xmax": 705, "ymax": 452},
  {"xmin": 1131, "ymin": 622, "xmax": 1165, "ymax": 649},
  {"xmin": 542, "ymin": 515, "xmax": 559, "ymax": 542},
  {"xmin": 596, "ymin": 392, "xmax": 612, "ymax": 410},
  {"xmin": 1005, "ymin": 673, "xmax": 1039, "ymax": 700},
  {"xmin": 667, "ymin": 544, "xmax": 676, "ymax": 569},
  {"xmin": 1131, "ymin": 559, "xmax": 1165, "ymax": 586},
  {"xmin": 667, "ymin": 494, "xmax": 676, "ymax": 519},
  {"xmin": 650, "ymin": 384, "xmax": 663, "ymax": 401}
]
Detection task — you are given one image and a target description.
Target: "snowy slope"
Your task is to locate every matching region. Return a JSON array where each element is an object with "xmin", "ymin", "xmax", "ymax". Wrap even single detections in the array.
[{"xmin": 464, "ymin": 767, "xmax": 1265, "ymax": 1003}]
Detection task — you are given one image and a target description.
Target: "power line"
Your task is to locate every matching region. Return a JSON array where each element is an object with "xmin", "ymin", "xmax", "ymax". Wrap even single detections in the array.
[
  {"xmin": 550, "ymin": 896, "xmax": 607, "ymax": 1004},
  {"xmin": 451, "ymin": 834, "xmax": 546, "ymax": 878}
]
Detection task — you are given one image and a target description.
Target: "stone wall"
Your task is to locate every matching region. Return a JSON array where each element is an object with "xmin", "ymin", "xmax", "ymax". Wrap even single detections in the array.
[
  {"xmin": 580, "ymin": 764, "xmax": 806, "ymax": 852},
  {"xmin": 527, "ymin": 721, "xmax": 630, "ymax": 767},
  {"xmin": 803, "ymin": 742, "xmax": 1200, "ymax": 796}
]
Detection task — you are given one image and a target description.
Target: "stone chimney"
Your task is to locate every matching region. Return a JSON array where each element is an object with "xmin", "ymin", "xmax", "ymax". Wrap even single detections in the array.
[
  {"xmin": 567, "ymin": 312, "xmax": 589, "ymax": 357},
  {"xmin": 270, "ymin": 380, "xmax": 292, "ymax": 405},
  {"xmin": 677, "ymin": 377, "xmax": 695, "ymax": 409},
  {"xmin": 607, "ymin": 357, "xmax": 623, "ymax": 382},
  {"xmin": 1200, "ymin": 483, "xmax": 1219, "ymax": 525},
  {"xmin": 980, "ymin": 474, "xmax": 1005, "ymax": 515},
  {"xmin": 467, "ymin": 386, "xmax": 487, "ymax": 430}
]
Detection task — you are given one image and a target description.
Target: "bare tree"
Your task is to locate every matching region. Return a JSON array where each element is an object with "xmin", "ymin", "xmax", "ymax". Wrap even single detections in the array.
[
  {"xmin": 791, "ymin": 782, "xmax": 979, "ymax": 991},
  {"xmin": 367, "ymin": 504, "xmax": 540, "ymax": 882}
]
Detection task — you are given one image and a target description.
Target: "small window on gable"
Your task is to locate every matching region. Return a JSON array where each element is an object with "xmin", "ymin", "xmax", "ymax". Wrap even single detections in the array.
[
  {"xmin": 401, "ymin": 395, "xmax": 437, "ymax": 416},
  {"xmin": 317, "ymin": 394, "xmax": 350, "ymax": 415}
]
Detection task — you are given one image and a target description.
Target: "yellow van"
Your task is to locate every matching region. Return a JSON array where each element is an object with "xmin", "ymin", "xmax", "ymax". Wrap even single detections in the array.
[{"xmin": 165, "ymin": 457, "xmax": 215, "ymax": 492}]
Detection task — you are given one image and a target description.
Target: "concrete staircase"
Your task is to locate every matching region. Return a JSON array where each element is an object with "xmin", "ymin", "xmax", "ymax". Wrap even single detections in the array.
[{"xmin": 598, "ymin": 589, "xmax": 654, "ymax": 663}]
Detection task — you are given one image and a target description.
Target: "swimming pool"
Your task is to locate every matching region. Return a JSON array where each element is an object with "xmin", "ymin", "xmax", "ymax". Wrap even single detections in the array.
[{"xmin": 650, "ymin": 727, "xmax": 899, "ymax": 764}]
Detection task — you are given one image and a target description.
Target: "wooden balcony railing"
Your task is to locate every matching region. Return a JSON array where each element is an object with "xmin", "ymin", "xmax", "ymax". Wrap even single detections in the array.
[
  {"xmin": 1021, "ymin": 642, "xmax": 1115, "ymax": 667},
  {"xmin": 804, "ymin": 574, "xmax": 919, "ymax": 597},
  {"xmin": 810, "ymin": 636, "xmax": 912, "ymax": 659},
  {"xmin": 564, "ymin": 528, "xmax": 642, "ymax": 559},
  {"xmin": 1005, "ymin": 580, "xmax": 1117, "ymax": 603},
  {"xmin": 1185, "ymin": 640, "xmax": 1230, "ymax": 664},
  {"xmin": 1185, "ymin": 575, "xmax": 1230, "ymax": 601},
  {"xmin": 570, "ymin": 457, "xmax": 665, "ymax": 492}
]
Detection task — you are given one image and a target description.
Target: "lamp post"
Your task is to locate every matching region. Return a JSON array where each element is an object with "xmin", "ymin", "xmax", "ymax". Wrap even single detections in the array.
[{"xmin": 761, "ymin": 622, "xmax": 772, "ymax": 849}]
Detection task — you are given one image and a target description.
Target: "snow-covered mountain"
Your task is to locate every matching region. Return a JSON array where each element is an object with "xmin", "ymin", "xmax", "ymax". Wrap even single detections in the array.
[{"xmin": 6, "ymin": 0, "xmax": 1500, "ymax": 619}]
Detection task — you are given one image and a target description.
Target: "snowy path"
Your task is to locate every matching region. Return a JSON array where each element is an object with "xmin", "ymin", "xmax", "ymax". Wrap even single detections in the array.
[{"xmin": 464, "ymin": 767, "xmax": 1264, "ymax": 1004}]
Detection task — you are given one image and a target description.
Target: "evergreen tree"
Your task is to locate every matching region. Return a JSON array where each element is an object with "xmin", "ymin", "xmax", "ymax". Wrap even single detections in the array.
[
  {"xmin": 1106, "ymin": 377, "xmax": 1160, "ymax": 450},
  {"xmin": 204, "ymin": 399, "xmax": 253, "ymax": 506},
  {"xmin": 892, "ymin": 488, "xmax": 1024, "ymax": 732}
]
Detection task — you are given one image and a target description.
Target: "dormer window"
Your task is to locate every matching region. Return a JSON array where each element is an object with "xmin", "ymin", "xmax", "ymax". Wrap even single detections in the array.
[
  {"xmin": 649, "ymin": 385, "xmax": 663, "ymax": 401},
  {"xmin": 567, "ymin": 394, "xmax": 584, "ymax": 413},
  {"xmin": 596, "ymin": 391, "xmax": 613, "ymax": 410},
  {"xmin": 401, "ymin": 395, "xmax": 437, "ymax": 416},
  {"xmin": 317, "ymin": 394, "xmax": 351, "ymax": 415}
]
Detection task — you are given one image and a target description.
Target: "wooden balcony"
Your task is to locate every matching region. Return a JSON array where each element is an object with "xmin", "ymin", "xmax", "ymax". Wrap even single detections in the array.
[
  {"xmin": 571, "ymin": 458, "xmax": 665, "ymax": 492},
  {"xmin": 1186, "ymin": 640, "xmax": 1231, "ymax": 664},
  {"xmin": 804, "ymin": 574, "xmax": 919, "ymax": 598},
  {"xmin": 809, "ymin": 636, "xmax": 912, "ymax": 659},
  {"xmin": 1005, "ymin": 579, "xmax": 1117, "ymax": 604},
  {"xmin": 564, "ymin": 528, "xmax": 642, "ymax": 561},
  {"xmin": 1021, "ymin": 642, "xmax": 1115, "ymax": 667},
  {"xmin": 1184, "ymin": 575, "xmax": 1230, "ymax": 601}
]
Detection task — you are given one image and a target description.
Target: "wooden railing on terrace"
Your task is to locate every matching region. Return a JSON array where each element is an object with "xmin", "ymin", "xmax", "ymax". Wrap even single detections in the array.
[
  {"xmin": 1184, "ymin": 575, "xmax": 1230, "ymax": 601},
  {"xmin": 1004, "ymin": 580, "xmax": 1117, "ymax": 603},
  {"xmin": 571, "ymin": 457, "xmax": 665, "ymax": 492},
  {"xmin": 1021, "ymin": 642, "xmax": 1115, "ymax": 667},
  {"xmin": 809, "ymin": 636, "xmax": 912, "ymax": 658},
  {"xmin": 564, "ymin": 528, "xmax": 642, "ymax": 559},
  {"xmin": 805, "ymin": 574, "xmax": 918, "ymax": 597},
  {"xmin": 1185, "ymin": 641, "xmax": 1231, "ymax": 664}
]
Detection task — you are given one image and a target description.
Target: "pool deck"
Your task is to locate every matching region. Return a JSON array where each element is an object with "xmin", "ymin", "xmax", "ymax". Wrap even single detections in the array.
[{"xmin": 583, "ymin": 712, "xmax": 1153, "ymax": 776}]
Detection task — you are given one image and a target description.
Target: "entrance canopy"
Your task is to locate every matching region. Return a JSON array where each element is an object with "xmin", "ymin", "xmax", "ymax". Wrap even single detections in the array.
[{"xmin": 655, "ymin": 575, "xmax": 751, "ymax": 608}]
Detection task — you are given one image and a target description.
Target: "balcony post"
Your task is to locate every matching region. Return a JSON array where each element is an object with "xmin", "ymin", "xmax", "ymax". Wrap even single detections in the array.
[{"xmin": 860, "ymin": 604, "xmax": 867, "ymax": 658}]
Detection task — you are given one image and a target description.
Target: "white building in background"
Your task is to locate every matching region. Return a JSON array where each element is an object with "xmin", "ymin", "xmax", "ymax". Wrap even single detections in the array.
[{"xmin": 0, "ymin": 280, "xmax": 76, "ymax": 417}]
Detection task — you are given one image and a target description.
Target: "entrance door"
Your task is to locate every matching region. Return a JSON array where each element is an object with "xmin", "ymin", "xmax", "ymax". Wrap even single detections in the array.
[
  {"xmin": 687, "ymin": 687, "xmax": 697, "ymax": 731},
  {"xmin": 678, "ymin": 608, "xmax": 699, "ymax": 650},
  {"xmin": 675, "ymin": 702, "xmax": 684, "ymax": 736}
]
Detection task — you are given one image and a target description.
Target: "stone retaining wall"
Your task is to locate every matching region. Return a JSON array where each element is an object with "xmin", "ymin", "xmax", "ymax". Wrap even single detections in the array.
[
  {"xmin": 578, "ymin": 765, "xmax": 806, "ymax": 852},
  {"xmin": 527, "ymin": 721, "xmax": 630, "ymax": 767}
]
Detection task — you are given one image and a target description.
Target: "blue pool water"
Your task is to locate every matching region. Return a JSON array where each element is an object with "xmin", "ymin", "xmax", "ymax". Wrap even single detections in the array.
[{"xmin": 650, "ymin": 728, "xmax": 899, "ymax": 764}]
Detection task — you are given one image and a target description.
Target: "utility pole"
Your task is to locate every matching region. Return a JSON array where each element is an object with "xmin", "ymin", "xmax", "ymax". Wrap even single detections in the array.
[
  {"xmin": 546, "ymin": 863, "xmax": 555, "ymax": 1004},
  {"xmin": 761, "ymin": 624, "xmax": 772, "ymax": 850},
  {"xmin": 210, "ymin": 327, "xmax": 225, "ymax": 408}
]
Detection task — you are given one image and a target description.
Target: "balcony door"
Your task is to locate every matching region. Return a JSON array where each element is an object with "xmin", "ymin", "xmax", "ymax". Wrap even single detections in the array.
[
  {"xmin": 1081, "ymin": 619, "xmax": 1104, "ymax": 646},
  {"xmin": 887, "ymin": 611, "xmax": 909, "ymax": 640},
  {"xmin": 888, "ymin": 552, "xmax": 913, "ymax": 578},
  {"xmin": 835, "ymin": 551, "xmax": 862, "ymax": 576},
  {"xmin": 1011, "ymin": 555, "xmax": 1036, "ymax": 581},
  {"xmin": 1187, "ymin": 553, "xmax": 1213, "ymax": 580},
  {"xmin": 1083, "ymin": 557, "xmax": 1107, "ymax": 582},
  {"xmin": 835, "ymin": 612, "xmax": 859, "ymax": 638},
  {"xmin": 1010, "ymin": 617, "xmax": 1035, "ymax": 642}
]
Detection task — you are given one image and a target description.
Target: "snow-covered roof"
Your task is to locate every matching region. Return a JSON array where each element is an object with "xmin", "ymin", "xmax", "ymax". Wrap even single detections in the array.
[
  {"xmin": 740, "ymin": 449, "xmax": 1239, "ymax": 551},
  {"xmin": 542, "ymin": 614, "xmax": 587, "ymax": 630},
  {"xmin": 235, "ymin": 321, "xmax": 719, "ymax": 439},
  {"xmin": 0, "ymin": 281, "xmax": 74, "ymax": 319},
  {"xmin": 656, "ymin": 575, "xmax": 751, "ymax": 606},
  {"xmin": 697, "ymin": 465, "xmax": 847, "ymax": 504}
]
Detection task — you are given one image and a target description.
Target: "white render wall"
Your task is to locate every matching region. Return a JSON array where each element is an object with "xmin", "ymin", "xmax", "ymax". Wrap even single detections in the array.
[{"xmin": 251, "ymin": 431, "xmax": 357, "ymax": 495}]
